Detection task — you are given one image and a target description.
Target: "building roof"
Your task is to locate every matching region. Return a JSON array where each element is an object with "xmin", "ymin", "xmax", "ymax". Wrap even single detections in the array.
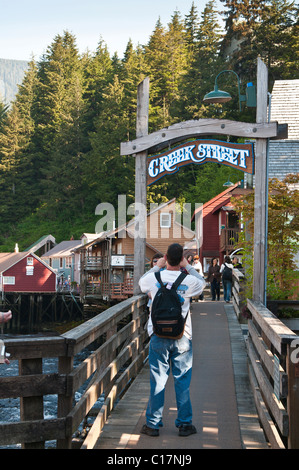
[
  {"xmin": 42, "ymin": 240, "xmax": 82, "ymax": 258},
  {"xmin": 80, "ymin": 233, "xmax": 101, "ymax": 242},
  {"xmin": 192, "ymin": 182, "xmax": 242, "ymax": 220},
  {"xmin": 0, "ymin": 252, "xmax": 27, "ymax": 273},
  {"xmin": 0, "ymin": 252, "xmax": 56, "ymax": 274},
  {"xmin": 25, "ymin": 234, "xmax": 56, "ymax": 252}
]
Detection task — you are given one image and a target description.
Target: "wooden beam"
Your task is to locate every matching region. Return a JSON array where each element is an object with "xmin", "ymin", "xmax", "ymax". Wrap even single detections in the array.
[
  {"xmin": 133, "ymin": 77, "xmax": 149, "ymax": 295},
  {"xmin": 120, "ymin": 118, "xmax": 278, "ymax": 156}
]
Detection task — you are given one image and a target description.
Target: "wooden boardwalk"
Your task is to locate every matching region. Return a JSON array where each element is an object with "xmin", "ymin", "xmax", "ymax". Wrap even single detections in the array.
[{"xmin": 92, "ymin": 301, "xmax": 268, "ymax": 450}]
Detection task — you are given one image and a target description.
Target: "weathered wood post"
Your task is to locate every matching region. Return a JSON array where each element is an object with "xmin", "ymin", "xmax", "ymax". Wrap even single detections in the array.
[
  {"xmin": 253, "ymin": 58, "xmax": 268, "ymax": 303},
  {"xmin": 133, "ymin": 77, "xmax": 149, "ymax": 295},
  {"xmin": 57, "ymin": 355, "xmax": 74, "ymax": 448},
  {"xmin": 19, "ymin": 358, "xmax": 44, "ymax": 449}
]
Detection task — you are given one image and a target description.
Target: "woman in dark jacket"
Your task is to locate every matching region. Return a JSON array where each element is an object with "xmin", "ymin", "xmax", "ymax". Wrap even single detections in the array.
[{"xmin": 207, "ymin": 258, "xmax": 221, "ymax": 301}]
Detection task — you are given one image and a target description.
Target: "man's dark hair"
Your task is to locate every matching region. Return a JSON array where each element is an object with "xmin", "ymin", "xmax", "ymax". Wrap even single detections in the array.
[{"xmin": 166, "ymin": 243, "xmax": 183, "ymax": 266}]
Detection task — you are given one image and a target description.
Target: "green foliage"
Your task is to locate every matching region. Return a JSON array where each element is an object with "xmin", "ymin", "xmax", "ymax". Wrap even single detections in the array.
[
  {"xmin": 0, "ymin": 2, "xmax": 298, "ymax": 250},
  {"xmin": 232, "ymin": 174, "xmax": 299, "ymax": 300}
]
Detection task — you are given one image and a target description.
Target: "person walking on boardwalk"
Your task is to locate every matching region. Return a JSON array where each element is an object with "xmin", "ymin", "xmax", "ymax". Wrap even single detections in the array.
[
  {"xmin": 139, "ymin": 243, "xmax": 205, "ymax": 437},
  {"xmin": 207, "ymin": 258, "xmax": 221, "ymax": 301},
  {"xmin": 220, "ymin": 255, "xmax": 234, "ymax": 302}
]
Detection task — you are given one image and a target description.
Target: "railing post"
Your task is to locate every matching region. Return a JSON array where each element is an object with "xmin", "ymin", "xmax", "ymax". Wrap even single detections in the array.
[
  {"xmin": 287, "ymin": 342, "xmax": 299, "ymax": 448},
  {"xmin": 19, "ymin": 358, "xmax": 44, "ymax": 449},
  {"xmin": 57, "ymin": 355, "xmax": 74, "ymax": 449}
]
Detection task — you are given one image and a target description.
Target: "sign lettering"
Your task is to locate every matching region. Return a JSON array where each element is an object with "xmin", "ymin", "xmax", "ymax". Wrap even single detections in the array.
[{"xmin": 147, "ymin": 139, "xmax": 254, "ymax": 186}]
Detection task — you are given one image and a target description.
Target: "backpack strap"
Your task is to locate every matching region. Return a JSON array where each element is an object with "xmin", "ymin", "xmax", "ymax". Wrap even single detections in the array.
[
  {"xmin": 172, "ymin": 272, "xmax": 187, "ymax": 291},
  {"xmin": 155, "ymin": 271, "xmax": 187, "ymax": 291},
  {"xmin": 155, "ymin": 271, "xmax": 166, "ymax": 290}
]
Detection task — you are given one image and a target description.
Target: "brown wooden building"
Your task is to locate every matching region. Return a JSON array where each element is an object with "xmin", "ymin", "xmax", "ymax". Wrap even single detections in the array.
[{"xmin": 76, "ymin": 199, "xmax": 195, "ymax": 302}]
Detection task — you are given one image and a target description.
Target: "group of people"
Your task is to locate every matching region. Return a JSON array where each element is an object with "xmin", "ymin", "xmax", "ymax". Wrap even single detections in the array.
[
  {"xmin": 185, "ymin": 254, "xmax": 241, "ymax": 303},
  {"xmin": 207, "ymin": 255, "xmax": 238, "ymax": 303}
]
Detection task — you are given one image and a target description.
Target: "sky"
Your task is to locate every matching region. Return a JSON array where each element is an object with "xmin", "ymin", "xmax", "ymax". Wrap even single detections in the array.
[{"xmin": 1, "ymin": 0, "xmax": 222, "ymax": 62}]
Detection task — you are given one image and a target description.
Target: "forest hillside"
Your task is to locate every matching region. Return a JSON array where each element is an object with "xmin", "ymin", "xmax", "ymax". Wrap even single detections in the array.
[{"xmin": 0, "ymin": 0, "xmax": 298, "ymax": 251}]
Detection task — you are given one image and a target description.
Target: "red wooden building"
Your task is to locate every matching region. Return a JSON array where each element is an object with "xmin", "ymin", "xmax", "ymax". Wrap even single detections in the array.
[
  {"xmin": 0, "ymin": 252, "xmax": 56, "ymax": 293},
  {"xmin": 192, "ymin": 182, "xmax": 251, "ymax": 272}
]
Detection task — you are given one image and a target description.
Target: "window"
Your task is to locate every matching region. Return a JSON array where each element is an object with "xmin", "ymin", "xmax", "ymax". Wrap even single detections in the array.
[
  {"xmin": 3, "ymin": 276, "xmax": 15, "ymax": 285},
  {"xmin": 160, "ymin": 213, "xmax": 171, "ymax": 228},
  {"xmin": 65, "ymin": 257, "xmax": 72, "ymax": 268},
  {"xmin": 27, "ymin": 257, "xmax": 34, "ymax": 265},
  {"xmin": 26, "ymin": 266, "xmax": 34, "ymax": 276}
]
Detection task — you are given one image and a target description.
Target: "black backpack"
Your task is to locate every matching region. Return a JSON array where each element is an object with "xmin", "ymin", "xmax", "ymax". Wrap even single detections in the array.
[
  {"xmin": 222, "ymin": 264, "xmax": 232, "ymax": 281},
  {"xmin": 151, "ymin": 271, "xmax": 188, "ymax": 339}
]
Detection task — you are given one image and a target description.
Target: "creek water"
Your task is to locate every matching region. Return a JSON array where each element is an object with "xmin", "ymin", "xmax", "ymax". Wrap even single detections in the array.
[{"xmin": 0, "ymin": 339, "xmax": 104, "ymax": 449}]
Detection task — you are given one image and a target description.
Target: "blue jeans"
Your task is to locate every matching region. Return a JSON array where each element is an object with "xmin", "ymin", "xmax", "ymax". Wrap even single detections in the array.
[
  {"xmin": 146, "ymin": 334, "xmax": 193, "ymax": 429},
  {"xmin": 223, "ymin": 279, "xmax": 232, "ymax": 302}
]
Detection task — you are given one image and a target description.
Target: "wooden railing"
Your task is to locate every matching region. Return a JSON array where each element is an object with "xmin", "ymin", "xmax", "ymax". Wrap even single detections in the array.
[
  {"xmin": 84, "ymin": 255, "xmax": 103, "ymax": 270},
  {"xmin": 231, "ymin": 268, "xmax": 245, "ymax": 319},
  {"xmin": 85, "ymin": 279, "xmax": 134, "ymax": 299},
  {"xmin": 84, "ymin": 254, "xmax": 135, "ymax": 271},
  {"xmin": 220, "ymin": 228, "xmax": 240, "ymax": 252},
  {"xmin": 0, "ymin": 295, "xmax": 148, "ymax": 449},
  {"xmin": 247, "ymin": 299, "xmax": 299, "ymax": 449}
]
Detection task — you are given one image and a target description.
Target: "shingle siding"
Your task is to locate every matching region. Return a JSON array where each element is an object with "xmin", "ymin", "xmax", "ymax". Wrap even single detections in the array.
[
  {"xmin": 268, "ymin": 140, "xmax": 299, "ymax": 179},
  {"xmin": 245, "ymin": 80, "xmax": 299, "ymax": 188},
  {"xmin": 270, "ymin": 80, "xmax": 299, "ymax": 140}
]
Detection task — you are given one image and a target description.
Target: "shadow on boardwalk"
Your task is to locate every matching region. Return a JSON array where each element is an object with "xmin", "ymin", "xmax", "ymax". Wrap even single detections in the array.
[{"xmin": 93, "ymin": 301, "xmax": 268, "ymax": 450}]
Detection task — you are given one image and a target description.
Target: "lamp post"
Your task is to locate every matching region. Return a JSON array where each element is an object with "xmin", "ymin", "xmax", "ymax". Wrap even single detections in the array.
[
  {"xmin": 203, "ymin": 70, "xmax": 256, "ymax": 112},
  {"xmin": 204, "ymin": 60, "xmax": 268, "ymax": 304}
]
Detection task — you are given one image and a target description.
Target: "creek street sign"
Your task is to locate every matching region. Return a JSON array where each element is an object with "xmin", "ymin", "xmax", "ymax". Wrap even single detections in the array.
[{"xmin": 147, "ymin": 139, "xmax": 254, "ymax": 186}]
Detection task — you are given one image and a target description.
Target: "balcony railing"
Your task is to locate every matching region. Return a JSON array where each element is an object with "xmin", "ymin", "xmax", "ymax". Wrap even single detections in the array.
[
  {"xmin": 83, "ymin": 254, "xmax": 134, "ymax": 271},
  {"xmin": 220, "ymin": 228, "xmax": 240, "ymax": 252},
  {"xmin": 85, "ymin": 278, "xmax": 134, "ymax": 300},
  {"xmin": 84, "ymin": 256, "xmax": 103, "ymax": 270}
]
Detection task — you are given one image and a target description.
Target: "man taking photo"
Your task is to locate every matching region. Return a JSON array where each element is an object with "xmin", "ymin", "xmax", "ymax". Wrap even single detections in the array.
[{"xmin": 139, "ymin": 243, "xmax": 205, "ymax": 437}]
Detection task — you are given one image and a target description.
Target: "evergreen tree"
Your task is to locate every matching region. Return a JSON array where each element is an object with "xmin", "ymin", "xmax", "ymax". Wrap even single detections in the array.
[
  {"xmin": 33, "ymin": 32, "xmax": 88, "ymax": 218},
  {"xmin": 0, "ymin": 100, "xmax": 8, "ymax": 132},
  {"xmin": 83, "ymin": 38, "xmax": 114, "ymax": 132},
  {"xmin": 286, "ymin": 3, "xmax": 299, "ymax": 78},
  {"xmin": 83, "ymin": 75, "xmax": 134, "ymax": 209},
  {"xmin": 253, "ymin": 0, "xmax": 298, "ymax": 83},
  {"xmin": 184, "ymin": 1, "xmax": 200, "ymax": 52},
  {"xmin": 0, "ymin": 59, "xmax": 39, "ymax": 225},
  {"xmin": 219, "ymin": 0, "xmax": 298, "ymax": 85},
  {"xmin": 120, "ymin": 39, "xmax": 147, "ymax": 141},
  {"xmin": 178, "ymin": 0, "xmax": 224, "ymax": 121},
  {"xmin": 144, "ymin": 12, "xmax": 188, "ymax": 129}
]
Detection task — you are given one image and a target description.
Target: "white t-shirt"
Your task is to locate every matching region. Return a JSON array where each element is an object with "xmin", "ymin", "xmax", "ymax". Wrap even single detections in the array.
[
  {"xmin": 139, "ymin": 265, "xmax": 206, "ymax": 339},
  {"xmin": 193, "ymin": 260, "xmax": 203, "ymax": 275},
  {"xmin": 220, "ymin": 262, "xmax": 234, "ymax": 274}
]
